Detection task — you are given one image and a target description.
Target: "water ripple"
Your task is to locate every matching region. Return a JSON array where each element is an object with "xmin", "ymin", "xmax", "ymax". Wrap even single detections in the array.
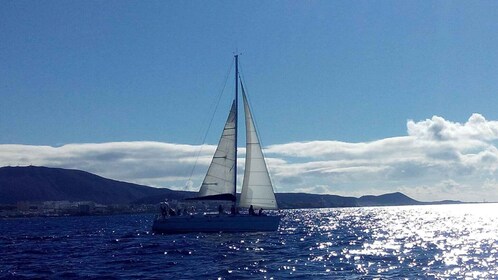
[{"xmin": 1, "ymin": 204, "xmax": 497, "ymax": 279}]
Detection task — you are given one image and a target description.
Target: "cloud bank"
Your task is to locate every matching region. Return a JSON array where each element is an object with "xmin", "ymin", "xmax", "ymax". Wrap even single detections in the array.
[{"xmin": 2, "ymin": 114, "xmax": 498, "ymax": 202}]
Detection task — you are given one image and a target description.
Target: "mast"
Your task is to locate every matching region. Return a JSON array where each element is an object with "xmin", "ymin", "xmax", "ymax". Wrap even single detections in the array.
[{"xmin": 234, "ymin": 54, "xmax": 239, "ymax": 204}]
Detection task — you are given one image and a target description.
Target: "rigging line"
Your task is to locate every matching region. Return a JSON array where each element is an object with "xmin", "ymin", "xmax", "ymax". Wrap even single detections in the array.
[
  {"xmin": 238, "ymin": 65, "xmax": 279, "ymax": 193},
  {"xmin": 187, "ymin": 58, "xmax": 235, "ymax": 186}
]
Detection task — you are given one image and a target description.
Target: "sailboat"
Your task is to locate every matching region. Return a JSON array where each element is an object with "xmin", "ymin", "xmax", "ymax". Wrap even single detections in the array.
[{"xmin": 152, "ymin": 55, "xmax": 280, "ymax": 233}]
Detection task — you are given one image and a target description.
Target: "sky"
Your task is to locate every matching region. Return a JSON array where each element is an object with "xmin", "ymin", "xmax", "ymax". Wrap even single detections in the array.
[{"xmin": 2, "ymin": 1, "xmax": 498, "ymax": 202}]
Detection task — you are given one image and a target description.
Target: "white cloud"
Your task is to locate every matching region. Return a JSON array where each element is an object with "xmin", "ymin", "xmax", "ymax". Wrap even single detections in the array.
[
  {"xmin": 266, "ymin": 113, "xmax": 498, "ymax": 202},
  {"xmin": 0, "ymin": 142, "xmax": 216, "ymax": 189},
  {"xmin": 1, "ymin": 114, "xmax": 498, "ymax": 202},
  {"xmin": 407, "ymin": 113, "xmax": 498, "ymax": 141}
]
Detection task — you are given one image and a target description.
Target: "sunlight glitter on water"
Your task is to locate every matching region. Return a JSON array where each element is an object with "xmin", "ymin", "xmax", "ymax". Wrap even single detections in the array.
[
  {"xmin": 2, "ymin": 204, "xmax": 498, "ymax": 279},
  {"xmin": 281, "ymin": 203, "xmax": 498, "ymax": 278}
]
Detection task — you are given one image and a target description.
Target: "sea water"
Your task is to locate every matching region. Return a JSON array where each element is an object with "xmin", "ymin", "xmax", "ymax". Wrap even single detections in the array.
[{"xmin": 1, "ymin": 203, "xmax": 497, "ymax": 279}]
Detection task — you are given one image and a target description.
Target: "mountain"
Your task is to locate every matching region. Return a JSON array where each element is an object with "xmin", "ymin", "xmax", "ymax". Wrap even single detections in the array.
[
  {"xmin": 0, "ymin": 166, "xmax": 461, "ymax": 208},
  {"xmin": 275, "ymin": 192, "xmax": 425, "ymax": 208},
  {"xmin": 276, "ymin": 193, "xmax": 359, "ymax": 208},
  {"xmin": 357, "ymin": 192, "xmax": 421, "ymax": 206},
  {"xmin": 0, "ymin": 166, "xmax": 191, "ymax": 204}
]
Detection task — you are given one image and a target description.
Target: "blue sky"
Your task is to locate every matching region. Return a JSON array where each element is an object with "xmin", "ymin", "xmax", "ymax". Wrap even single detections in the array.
[{"xmin": 2, "ymin": 1, "xmax": 498, "ymax": 201}]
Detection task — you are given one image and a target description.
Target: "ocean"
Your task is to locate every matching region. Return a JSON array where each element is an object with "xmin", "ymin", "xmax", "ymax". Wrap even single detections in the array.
[{"xmin": 1, "ymin": 203, "xmax": 497, "ymax": 279}]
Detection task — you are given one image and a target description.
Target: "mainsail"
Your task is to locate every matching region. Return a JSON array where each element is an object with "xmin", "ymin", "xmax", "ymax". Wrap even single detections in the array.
[
  {"xmin": 239, "ymin": 86, "xmax": 278, "ymax": 209},
  {"xmin": 197, "ymin": 101, "xmax": 237, "ymax": 201}
]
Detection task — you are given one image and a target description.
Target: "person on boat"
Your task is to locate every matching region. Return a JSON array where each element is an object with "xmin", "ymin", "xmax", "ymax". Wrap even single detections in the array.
[
  {"xmin": 218, "ymin": 204, "xmax": 224, "ymax": 215},
  {"xmin": 168, "ymin": 207, "xmax": 176, "ymax": 216},
  {"xmin": 160, "ymin": 204, "xmax": 167, "ymax": 219},
  {"xmin": 258, "ymin": 208, "xmax": 263, "ymax": 216},
  {"xmin": 249, "ymin": 205, "xmax": 256, "ymax": 216}
]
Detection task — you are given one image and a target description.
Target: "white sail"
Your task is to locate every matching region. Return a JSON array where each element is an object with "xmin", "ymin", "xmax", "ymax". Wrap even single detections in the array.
[
  {"xmin": 152, "ymin": 56, "xmax": 281, "ymax": 234},
  {"xmin": 197, "ymin": 101, "xmax": 236, "ymax": 200},
  {"xmin": 239, "ymin": 90, "xmax": 278, "ymax": 209}
]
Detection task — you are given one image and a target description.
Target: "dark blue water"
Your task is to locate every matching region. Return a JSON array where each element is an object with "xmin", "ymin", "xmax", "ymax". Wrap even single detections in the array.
[{"xmin": 1, "ymin": 204, "xmax": 497, "ymax": 279}]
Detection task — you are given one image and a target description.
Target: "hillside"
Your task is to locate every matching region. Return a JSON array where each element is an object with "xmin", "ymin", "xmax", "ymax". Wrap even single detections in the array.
[
  {"xmin": 0, "ymin": 166, "xmax": 460, "ymax": 208},
  {"xmin": 0, "ymin": 166, "xmax": 190, "ymax": 204},
  {"xmin": 276, "ymin": 193, "xmax": 359, "ymax": 208},
  {"xmin": 357, "ymin": 192, "xmax": 421, "ymax": 206}
]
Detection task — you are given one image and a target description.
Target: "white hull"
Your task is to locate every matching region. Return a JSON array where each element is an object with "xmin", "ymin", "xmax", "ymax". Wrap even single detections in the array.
[{"xmin": 152, "ymin": 214, "xmax": 280, "ymax": 234}]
